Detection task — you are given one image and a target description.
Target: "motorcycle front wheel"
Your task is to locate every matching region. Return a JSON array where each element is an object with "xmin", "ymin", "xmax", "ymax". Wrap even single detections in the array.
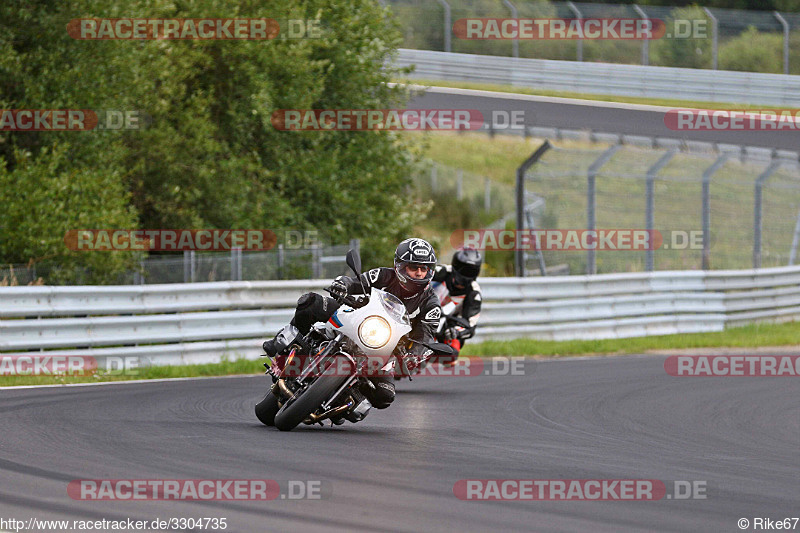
[{"xmin": 273, "ymin": 371, "xmax": 350, "ymax": 431}]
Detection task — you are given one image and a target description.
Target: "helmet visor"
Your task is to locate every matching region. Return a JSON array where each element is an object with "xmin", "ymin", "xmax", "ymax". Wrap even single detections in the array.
[{"xmin": 454, "ymin": 263, "xmax": 480, "ymax": 279}]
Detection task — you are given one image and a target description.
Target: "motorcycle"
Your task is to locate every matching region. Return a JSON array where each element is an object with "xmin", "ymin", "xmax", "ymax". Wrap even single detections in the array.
[
  {"xmin": 255, "ymin": 249, "xmax": 455, "ymax": 431},
  {"xmin": 436, "ymin": 300, "xmax": 475, "ymax": 354}
]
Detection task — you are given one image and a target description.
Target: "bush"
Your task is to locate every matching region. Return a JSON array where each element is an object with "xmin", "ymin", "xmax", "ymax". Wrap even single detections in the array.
[{"xmin": 719, "ymin": 26, "xmax": 783, "ymax": 73}]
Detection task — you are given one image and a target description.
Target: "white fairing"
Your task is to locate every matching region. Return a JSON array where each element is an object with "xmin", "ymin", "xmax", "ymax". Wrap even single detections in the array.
[{"xmin": 321, "ymin": 288, "xmax": 412, "ymax": 367}]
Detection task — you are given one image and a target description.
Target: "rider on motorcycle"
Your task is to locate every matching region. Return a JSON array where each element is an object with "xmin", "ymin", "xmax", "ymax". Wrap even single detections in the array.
[
  {"xmin": 262, "ymin": 238, "xmax": 442, "ymax": 410},
  {"xmin": 431, "ymin": 248, "xmax": 483, "ymax": 357}
]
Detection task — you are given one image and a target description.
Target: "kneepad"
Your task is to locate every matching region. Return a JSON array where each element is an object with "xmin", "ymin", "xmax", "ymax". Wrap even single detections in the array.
[{"xmin": 296, "ymin": 292, "xmax": 319, "ymax": 310}]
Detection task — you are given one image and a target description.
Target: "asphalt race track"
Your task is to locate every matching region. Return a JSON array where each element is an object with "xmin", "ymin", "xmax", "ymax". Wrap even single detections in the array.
[
  {"xmin": 410, "ymin": 87, "xmax": 800, "ymax": 152},
  {"xmin": 1, "ymin": 355, "xmax": 797, "ymax": 532}
]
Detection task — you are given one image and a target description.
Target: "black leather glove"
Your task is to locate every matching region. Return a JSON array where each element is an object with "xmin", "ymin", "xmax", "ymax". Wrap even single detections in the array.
[{"xmin": 327, "ymin": 278, "xmax": 348, "ymax": 298}]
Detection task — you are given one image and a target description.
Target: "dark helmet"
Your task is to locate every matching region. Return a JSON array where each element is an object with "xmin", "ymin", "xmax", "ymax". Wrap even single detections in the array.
[
  {"xmin": 452, "ymin": 248, "xmax": 482, "ymax": 287},
  {"xmin": 394, "ymin": 238, "xmax": 437, "ymax": 294}
]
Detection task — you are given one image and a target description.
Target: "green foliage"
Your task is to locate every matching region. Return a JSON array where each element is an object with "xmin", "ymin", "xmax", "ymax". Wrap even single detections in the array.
[
  {"xmin": 0, "ymin": 0, "xmax": 422, "ymax": 282},
  {"xmin": 650, "ymin": 6, "xmax": 712, "ymax": 69},
  {"xmin": 0, "ymin": 144, "xmax": 139, "ymax": 283},
  {"xmin": 719, "ymin": 26, "xmax": 784, "ymax": 73}
]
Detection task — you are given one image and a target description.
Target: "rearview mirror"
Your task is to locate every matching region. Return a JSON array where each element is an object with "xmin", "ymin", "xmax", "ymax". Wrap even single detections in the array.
[{"xmin": 346, "ymin": 249, "xmax": 362, "ymax": 277}]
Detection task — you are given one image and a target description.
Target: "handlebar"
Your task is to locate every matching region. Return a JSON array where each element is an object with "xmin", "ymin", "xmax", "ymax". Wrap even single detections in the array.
[
  {"xmin": 323, "ymin": 287, "xmax": 368, "ymax": 309},
  {"xmin": 444, "ymin": 314, "xmax": 474, "ymax": 340}
]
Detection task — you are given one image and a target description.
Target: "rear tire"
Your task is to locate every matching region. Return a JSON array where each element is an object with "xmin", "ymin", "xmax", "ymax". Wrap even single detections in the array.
[
  {"xmin": 273, "ymin": 372, "xmax": 350, "ymax": 431},
  {"xmin": 255, "ymin": 388, "xmax": 280, "ymax": 426}
]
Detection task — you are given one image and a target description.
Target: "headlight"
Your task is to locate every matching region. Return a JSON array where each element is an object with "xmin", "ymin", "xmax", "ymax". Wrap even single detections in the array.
[{"xmin": 358, "ymin": 316, "xmax": 392, "ymax": 349}]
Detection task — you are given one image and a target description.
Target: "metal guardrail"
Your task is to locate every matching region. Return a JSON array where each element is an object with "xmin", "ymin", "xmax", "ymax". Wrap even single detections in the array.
[
  {"xmin": 396, "ymin": 49, "xmax": 800, "ymax": 106},
  {"xmin": 2, "ymin": 266, "xmax": 800, "ymax": 365}
]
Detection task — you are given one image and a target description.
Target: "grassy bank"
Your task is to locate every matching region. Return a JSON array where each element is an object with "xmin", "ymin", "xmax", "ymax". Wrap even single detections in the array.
[{"xmin": 462, "ymin": 321, "xmax": 800, "ymax": 358}]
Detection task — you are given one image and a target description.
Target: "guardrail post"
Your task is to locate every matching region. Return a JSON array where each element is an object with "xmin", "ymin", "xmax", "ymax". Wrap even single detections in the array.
[
  {"xmin": 703, "ymin": 8, "xmax": 718, "ymax": 70},
  {"xmin": 645, "ymin": 149, "xmax": 676, "ymax": 271},
  {"xmin": 567, "ymin": 2, "xmax": 583, "ymax": 62},
  {"xmin": 632, "ymin": 5, "xmax": 649, "ymax": 66},
  {"xmin": 436, "ymin": 0, "xmax": 451, "ymax": 53},
  {"xmin": 701, "ymin": 153, "xmax": 731, "ymax": 270},
  {"xmin": 515, "ymin": 140, "xmax": 552, "ymax": 277},
  {"xmin": 775, "ymin": 12, "xmax": 790, "ymax": 75},
  {"xmin": 753, "ymin": 160, "xmax": 782, "ymax": 269},
  {"xmin": 586, "ymin": 145, "xmax": 621, "ymax": 275},
  {"xmin": 502, "ymin": 0, "xmax": 519, "ymax": 58}
]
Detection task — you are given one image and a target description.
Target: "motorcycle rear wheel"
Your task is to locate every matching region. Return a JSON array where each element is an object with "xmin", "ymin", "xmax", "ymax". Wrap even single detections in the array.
[{"xmin": 255, "ymin": 387, "xmax": 280, "ymax": 426}]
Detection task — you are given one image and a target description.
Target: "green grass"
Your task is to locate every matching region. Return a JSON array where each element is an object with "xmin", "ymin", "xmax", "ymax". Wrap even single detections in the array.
[
  {"xmin": 0, "ymin": 356, "xmax": 261, "ymax": 387},
  {"xmin": 462, "ymin": 321, "xmax": 800, "ymax": 358},
  {"xmin": 399, "ymin": 78, "xmax": 800, "ymax": 112},
  {"xmin": 2, "ymin": 321, "xmax": 798, "ymax": 387}
]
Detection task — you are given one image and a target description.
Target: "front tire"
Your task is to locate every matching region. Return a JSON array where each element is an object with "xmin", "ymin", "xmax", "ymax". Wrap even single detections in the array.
[
  {"xmin": 255, "ymin": 387, "xmax": 280, "ymax": 426},
  {"xmin": 273, "ymin": 372, "xmax": 350, "ymax": 431}
]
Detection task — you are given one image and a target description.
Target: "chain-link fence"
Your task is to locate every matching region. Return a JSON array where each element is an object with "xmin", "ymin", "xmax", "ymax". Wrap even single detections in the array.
[
  {"xmin": 0, "ymin": 244, "xmax": 355, "ymax": 286},
  {"xmin": 385, "ymin": 0, "xmax": 800, "ymax": 74},
  {"xmin": 413, "ymin": 160, "xmax": 516, "ymax": 228},
  {"xmin": 518, "ymin": 141, "xmax": 800, "ymax": 275}
]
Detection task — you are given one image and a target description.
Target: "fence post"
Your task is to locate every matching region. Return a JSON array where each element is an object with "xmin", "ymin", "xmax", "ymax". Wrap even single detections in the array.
[
  {"xmin": 753, "ymin": 160, "xmax": 782, "ymax": 269},
  {"xmin": 701, "ymin": 153, "xmax": 731, "ymax": 270},
  {"xmin": 789, "ymin": 207, "xmax": 800, "ymax": 265},
  {"xmin": 645, "ymin": 149, "xmax": 676, "ymax": 271},
  {"xmin": 484, "ymin": 178, "xmax": 491, "ymax": 212},
  {"xmin": 436, "ymin": 0, "xmax": 451, "ymax": 52},
  {"xmin": 632, "ymin": 5, "xmax": 649, "ymax": 66},
  {"xmin": 278, "ymin": 244, "xmax": 285, "ymax": 279},
  {"xmin": 586, "ymin": 145, "xmax": 621, "ymax": 275},
  {"xmin": 456, "ymin": 169, "xmax": 463, "ymax": 200},
  {"xmin": 183, "ymin": 250, "xmax": 196, "ymax": 283},
  {"xmin": 703, "ymin": 8, "xmax": 718, "ymax": 70},
  {"xmin": 567, "ymin": 2, "xmax": 583, "ymax": 62},
  {"xmin": 431, "ymin": 165, "xmax": 438, "ymax": 192},
  {"xmin": 502, "ymin": 0, "xmax": 519, "ymax": 58},
  {"xmin": 230, "ymin": 247, "xmax": 242, "ymax": 281},
  {"xmin": 515, "ymin": 140, "xmax": 552, "ymax": 277},
  {"xmin": 312, "ymin": 244, "xmax": 322, "ymax": 279},
  {"xmin": 774, "ymin": 12, "xmax": 790, "ymax": 75}
]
